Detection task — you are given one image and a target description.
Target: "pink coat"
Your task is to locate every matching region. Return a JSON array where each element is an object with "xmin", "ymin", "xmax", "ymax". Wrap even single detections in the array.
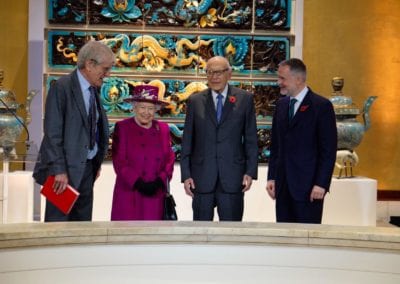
[{"xmin": 110, "ymin": 118, "xmax": 175, "ymax": 220}]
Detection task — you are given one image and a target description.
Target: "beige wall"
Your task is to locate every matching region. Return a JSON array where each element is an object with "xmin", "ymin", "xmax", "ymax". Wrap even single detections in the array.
[
  {"xmin": 303, "ymin": 0, "xmax": 400, "ymax": 190},
  {"xmin": 1, "ymin": 1, "xmax": 399, "ymax": 190},
  {"xmin": 0, "ymin": 1, "xmax": 28, "ymax": 140}
]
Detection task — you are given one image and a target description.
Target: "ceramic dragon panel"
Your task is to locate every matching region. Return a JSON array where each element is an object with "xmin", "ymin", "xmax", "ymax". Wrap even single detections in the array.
[
  {"xmin": 47, "ymin": 31, "xmax": 289, "ymax": 74},
  {"xmin": 155, "ymin": 123, "xmax": 272, "ymax": 162},
  {"xmin": 48, "ymin": 0, "xmax": 290, "ymax": 30},
  {"xmin": 45, "ymin": 74, "xmax": 280, "ymax": 120}
]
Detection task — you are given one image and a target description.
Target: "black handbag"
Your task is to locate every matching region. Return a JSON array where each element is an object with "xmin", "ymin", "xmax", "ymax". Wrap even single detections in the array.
[
  {"xmin": 164, "ymin": 193, "xmax": 177, "ymax": 221},
  {"xmin": 163, "ymin": 180, "xmax": 177, "ymax": 221}
]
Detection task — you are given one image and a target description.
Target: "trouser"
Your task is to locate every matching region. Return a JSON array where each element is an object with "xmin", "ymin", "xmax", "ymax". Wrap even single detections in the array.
[
  {"xmin": 275, "ymin": 178, "xmax": 324, "ymax": 224},
  {"xmin": 192, "ymin": 178, "xmax": 244, "ymax": 221},
  {"xmin": 45, "ymin": 160, "xmax": 95, "ymax": 222}
]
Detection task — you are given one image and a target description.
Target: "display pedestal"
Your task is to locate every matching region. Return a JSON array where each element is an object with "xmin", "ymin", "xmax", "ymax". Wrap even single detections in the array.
[
  {"xmin": 1, "ymin": 156, "xmax": 10, "ymax": 223},
  {"xmin": 323, "ymin": 177, "xmax": 377, "ymax": 226},
  {"xmin": 0, "ymin": 171, "xmax": 35, "ymax": 223},
  {"xmin": 0, "ymin": 141, "xmax": 37, "ymax": 223}
]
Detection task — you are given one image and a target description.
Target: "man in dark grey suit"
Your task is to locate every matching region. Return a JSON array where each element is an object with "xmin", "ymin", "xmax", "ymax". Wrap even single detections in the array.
[
  {"xmin": 180, "ymin": 56, "xmax": 258, "ymax": 221},
  {"xmin": 33, "ymin": 41, "xmax": 115, "ymax": 221}
]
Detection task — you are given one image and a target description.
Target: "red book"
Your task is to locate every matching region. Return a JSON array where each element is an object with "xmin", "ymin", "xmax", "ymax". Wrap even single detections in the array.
[{"xmin": 40, "ymin": 176, "xmax": 80, "ymax": 215}]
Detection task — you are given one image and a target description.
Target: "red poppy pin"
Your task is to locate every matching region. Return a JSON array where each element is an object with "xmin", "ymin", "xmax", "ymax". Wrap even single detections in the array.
[
  {"xmin": 300, "ymin": 105, "xmax": 309, "ymax": 112},
  {"xmin": 228, "ymin": 96, "xmax": 236, "ymax": 103}
]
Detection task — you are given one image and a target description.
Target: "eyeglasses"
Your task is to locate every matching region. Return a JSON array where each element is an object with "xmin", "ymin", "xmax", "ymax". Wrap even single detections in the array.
[{"xmin": 205, "ymin": 68, "xmax": 229, "ymax": 77}]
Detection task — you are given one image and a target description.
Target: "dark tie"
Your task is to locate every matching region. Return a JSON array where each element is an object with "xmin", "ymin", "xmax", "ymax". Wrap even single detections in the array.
[
  {"xmin": 216, "ymin": 93, "xmax": 223, "ymax": 123},
  {"xmin": 88, "ymin": 86, "xmax": 97, "ymax": 150},
  {"xmin": 289, "ymin": 98, "xmax": 297, "ymax": 120}
]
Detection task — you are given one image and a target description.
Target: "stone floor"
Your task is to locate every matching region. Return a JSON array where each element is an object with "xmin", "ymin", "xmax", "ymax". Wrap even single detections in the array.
[{"xmin": 376, "ymin": 220, "xmax": 397, "ymax": 227}]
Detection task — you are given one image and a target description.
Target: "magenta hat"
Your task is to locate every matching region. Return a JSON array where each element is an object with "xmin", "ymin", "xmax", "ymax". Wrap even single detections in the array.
[{"xmin": 125, "ymin": 85, "xmax": 168, "ymax": 106}]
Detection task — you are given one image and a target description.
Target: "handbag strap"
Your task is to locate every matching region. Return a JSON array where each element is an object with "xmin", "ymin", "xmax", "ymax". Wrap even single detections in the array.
[{"xmin": 166, "ymin": 178, "xmax": 170, "ymax": 194}]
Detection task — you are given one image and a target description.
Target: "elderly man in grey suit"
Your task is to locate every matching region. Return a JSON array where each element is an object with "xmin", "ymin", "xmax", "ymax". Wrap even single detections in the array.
[
  {"xmin": 33, "ymin": 41, "xmax": 115, "ymax": 221},
  {"xmin": 181, "ymin": 56, "xmax": 258, "ymax": 221}
]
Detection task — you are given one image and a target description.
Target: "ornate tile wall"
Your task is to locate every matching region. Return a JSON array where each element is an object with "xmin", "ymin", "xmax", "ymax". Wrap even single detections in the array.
[
  {"xmin": 48, "ymin": 0, "xmax": 290, "ymax": 29},
  {"xmin": 45, "ymin": 0, "xmax": 295, "ymax": 162}
]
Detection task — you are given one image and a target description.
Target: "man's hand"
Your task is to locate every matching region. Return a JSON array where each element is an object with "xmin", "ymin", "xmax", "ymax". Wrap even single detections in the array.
[
  {"xmin": 266, "ymin": 180, "xmax": 276, "ymax": 200},
  {"xmin": 310, "ymin": 185, "xmax": 326, "ymax": 202},
  {"xmin": 184, "ymin": 178, "xmax": 195, "ymax": 197},
  {"xmin": 53, "ymin": 173, "xmax": 68, "ymax": 195},
  {"xmin": 95, "ymin": 167, "xmax": 101, "ymax": 181},
  {"xmin": 242, "ymin": 174, "xmax": 253, "ymax": 192}
]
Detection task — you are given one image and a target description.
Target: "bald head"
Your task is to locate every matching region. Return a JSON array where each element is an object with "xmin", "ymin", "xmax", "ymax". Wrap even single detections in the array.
[
  {"xmin": 205, "ymin": 56, "xmax": 232, "ymax": 93},
  {"xmin": 206, "ymin": 56, "xmax": 231, "ymax": 70}
]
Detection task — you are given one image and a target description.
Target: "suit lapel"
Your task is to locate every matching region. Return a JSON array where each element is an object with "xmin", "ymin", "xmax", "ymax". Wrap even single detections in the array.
[
  {"xmin": 205, "ymin": 90, "xmax": 218, "ymax": 126},
  {"xmin": 219, "ymin": 85, "xmax": 234, "ymax": 125},
  {"xmin": 281, "ymin": 96, "xmax": 291, "ymax": 128},
  {"xmin": 205, "ymin": 86, "xmax": 236, "ymax": 126},
  {"xmin": 289, "ymin": 91, "xmax": 312, "ymax": 128},
  {"xmin": 70, "ymin": 70, "xmax": 90, "ymax": 130}
]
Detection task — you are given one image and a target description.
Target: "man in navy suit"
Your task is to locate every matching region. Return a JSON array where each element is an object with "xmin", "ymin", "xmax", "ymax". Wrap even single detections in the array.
[
  {"xmin": 181, "ymin": 56, "xmax": 258, "ymax": 221},
  {"xmin": 33, "ymin": 41, "xmax": 114, "ymax": 221},
  {"xmin": 266, "ymin": 58, "xmax": 337, "ymax": 224}
]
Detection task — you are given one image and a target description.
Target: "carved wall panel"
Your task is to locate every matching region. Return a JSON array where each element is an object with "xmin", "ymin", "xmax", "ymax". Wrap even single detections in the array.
[
  {"xmin": 47, "ymin": 31, "xmax": 290, "ymax": 75},
  {"xmin": 45, "ymin": 75, "xmax": 280, "ymax": 120},
  {"xmin": 45, "ymin": 0, "xmax": 296, "ymax": 162},
  {"xmin": 48, "ymin": 0, "xmax": 290, "ymax": 30}
]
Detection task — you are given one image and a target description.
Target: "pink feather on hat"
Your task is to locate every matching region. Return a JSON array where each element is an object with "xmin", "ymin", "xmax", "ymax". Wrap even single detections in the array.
[{"xmin": 124, "ymin": 85, "xmax": 168, "ymax": 106}]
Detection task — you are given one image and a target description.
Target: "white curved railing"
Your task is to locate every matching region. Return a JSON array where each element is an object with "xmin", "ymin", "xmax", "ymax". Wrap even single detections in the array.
[{"xmin": 0, "ymin": 222, "xmax": 399, "ymax": 283}]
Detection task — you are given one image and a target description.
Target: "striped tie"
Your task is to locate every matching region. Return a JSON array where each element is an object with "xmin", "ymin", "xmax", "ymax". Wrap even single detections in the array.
[{"xmin": 88, "ymin": 86, "xmax": 97, "ymax": 150}]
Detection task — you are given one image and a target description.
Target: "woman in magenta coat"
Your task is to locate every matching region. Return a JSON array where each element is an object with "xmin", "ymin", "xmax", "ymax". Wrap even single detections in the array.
[{"xmin": 111, "ymin": 85, "xmax": 175, "ymax": 220}]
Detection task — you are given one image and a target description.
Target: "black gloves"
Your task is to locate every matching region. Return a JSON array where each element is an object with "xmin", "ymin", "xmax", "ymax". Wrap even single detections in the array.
[
  {"xmin": 133, "ymin": 177, "xmax": 165, "ymax": 196},
  {"xmin": 134, "ymin": 178, "xmax": 145, "ymax": 192},
  {"xmin": 153, "ymin": 177, "xmax": 165, "ymax": 191}
]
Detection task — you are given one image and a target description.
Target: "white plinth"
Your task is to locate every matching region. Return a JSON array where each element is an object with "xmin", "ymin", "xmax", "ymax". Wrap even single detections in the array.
[
  {"xmin": 91, "ymin": 163, "xmax": 377, "ymax": 226},
  {"xmin": 0, "ymin": 171, "xmax": 34, "ymax": 223},
  {"xmin": 323, "ymin": 177, "xmax": 377, "ymax": 226}
]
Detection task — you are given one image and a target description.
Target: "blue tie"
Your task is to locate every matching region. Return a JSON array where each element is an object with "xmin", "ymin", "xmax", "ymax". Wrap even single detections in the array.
[
  {"xmin": 88, "ymin": 86, "xmax": 97, "ymax": 150},
  {"xmin": 216, "ymin": 93, "xmax": 223, "ymax": 123},
  {"xmin": 289, "ymin": 98, "xmax": 297, "ymax": 120}
]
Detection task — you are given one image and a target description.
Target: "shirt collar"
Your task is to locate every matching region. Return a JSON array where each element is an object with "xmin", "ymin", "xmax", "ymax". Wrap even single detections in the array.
[
  {"xmin": 77, "ymin": 69, "xmax": 91, "ymax": 93},
  {"xmin": 212, "ymin": 84, "xmax": 229, "ymax": 99},
  {"xmin": 292, "ymin": 86, "xmax": 309, "ymax": 104}
]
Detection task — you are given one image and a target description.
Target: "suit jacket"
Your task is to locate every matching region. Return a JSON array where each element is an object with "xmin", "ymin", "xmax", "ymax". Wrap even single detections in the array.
[
  {"xmin": 180, "ymin": 85, "xmax": 258, "ymax": 193},
  {"xmin": 33, "ymin": 69, "xmax": 109, "ymax": 188},
  {"xmin": 267, "ymin": 89, "xmax": 337, "ymax": 201}
]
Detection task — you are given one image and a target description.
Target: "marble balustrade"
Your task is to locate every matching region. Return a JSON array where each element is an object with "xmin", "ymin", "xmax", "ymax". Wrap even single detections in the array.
[{"xmin": 0, "ymin": 222, "xmax": 399, "ymax": 283}]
